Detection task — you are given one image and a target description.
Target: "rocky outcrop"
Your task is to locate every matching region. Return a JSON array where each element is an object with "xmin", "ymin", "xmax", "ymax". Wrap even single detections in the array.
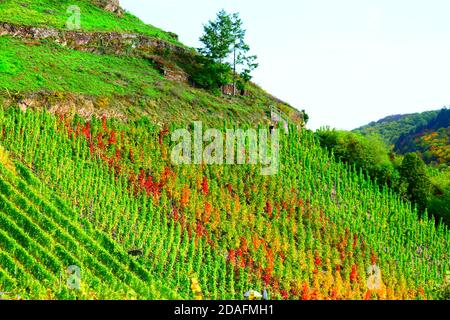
[
  {"xmin": 147, "ymin": 56, "xmax": 189, "ymax": 83},
  {"xmin": 0, "ymin": 22, "xmax": 189, "ymax": 55},
  {"xmin": 222, "ymin": 84, "xmax": 235, "ymax": 96},
  {"xmin": 0, "ymin": 22, "xmax": 192, "ymax": 83},
  {"xmin": 92, "ymin": 0, "xmax": 124, "ymax": 17},
  {"xmin": 3, "ymin": 91, "xmax": 126, "ymax": 120}
]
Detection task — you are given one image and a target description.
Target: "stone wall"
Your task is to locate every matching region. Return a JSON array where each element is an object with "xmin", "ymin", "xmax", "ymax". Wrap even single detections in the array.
[
  {"xmin": 0, "ymin": 22, "xmax": 189, "ymax": 55},
  {"xmin": 2, "ymin": 91, "xmax": 126, "ymax": 120}
]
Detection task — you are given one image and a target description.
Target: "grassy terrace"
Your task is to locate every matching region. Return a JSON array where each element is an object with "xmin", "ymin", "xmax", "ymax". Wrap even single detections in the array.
[
  {"xmin": 0, "ymin": 0, "xmax": 181, "ymax": 45},
  {"xmin": 0, "ymin": 36, "xmax": 284, "ymax": 125}
]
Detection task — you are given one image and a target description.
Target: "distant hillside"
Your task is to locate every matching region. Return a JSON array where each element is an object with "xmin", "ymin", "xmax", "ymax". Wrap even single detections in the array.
[
  {"xmin": 355, "ymin": 108, "xmax": 449, "ymax": 169},
  {"xmin": 354, "ymin": 110, "xmax": 441, "ymax": 146},
  {"xmin": 395, "ymin": 109, "xmax": 450, "ymax": 169}
]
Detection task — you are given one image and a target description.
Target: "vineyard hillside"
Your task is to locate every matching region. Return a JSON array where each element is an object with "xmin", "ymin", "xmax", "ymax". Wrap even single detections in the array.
[
  {"xmin": 0, "ymin": 155, "xmax": 178, "ymax": 299},
  {"xmin": 0, "ymin": 0, "xmax": 449, "ymax": 301}
]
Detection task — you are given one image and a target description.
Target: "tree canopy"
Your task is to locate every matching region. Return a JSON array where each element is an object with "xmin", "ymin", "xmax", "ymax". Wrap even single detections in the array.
[{"xmin": 197, "ymin": 10, "xmax": 258, "ymax": 93}]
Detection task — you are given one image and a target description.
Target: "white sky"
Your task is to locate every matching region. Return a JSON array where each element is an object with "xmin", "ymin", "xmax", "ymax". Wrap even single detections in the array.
[{"xmin": 120, "ymin": 0, "xmax": 450, "ymax": 130}]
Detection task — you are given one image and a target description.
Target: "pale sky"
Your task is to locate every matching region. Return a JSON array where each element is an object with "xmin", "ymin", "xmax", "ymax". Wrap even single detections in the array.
[{"xmin": 121, "ymin": 0, "xmax": 450, "ymax": 130}]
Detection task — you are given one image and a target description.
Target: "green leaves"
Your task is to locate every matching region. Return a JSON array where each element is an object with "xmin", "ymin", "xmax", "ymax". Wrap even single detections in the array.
[
  {"xmin": 197, "ymin": 10, "xmax": 258, "ymax": 92},
  {"xmin": 0, "ymin": 108, "xmax": 448, "ymax": 300},
  {"xmin": 399, "ymin": 153, "xmax": 432, "ymax": 213}
]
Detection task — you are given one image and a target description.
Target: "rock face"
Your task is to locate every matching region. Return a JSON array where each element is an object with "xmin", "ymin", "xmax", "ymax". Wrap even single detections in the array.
[
  {"xmin": 6, "ymin": 91, "xmax": 127, "ymax": 120},
  {"xmin": 93, "ymin": 0, "xmax": 124, "ymax": 17}
]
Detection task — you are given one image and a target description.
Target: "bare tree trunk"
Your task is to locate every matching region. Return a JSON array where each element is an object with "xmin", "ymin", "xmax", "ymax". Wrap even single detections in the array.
[{"xmin": 233, "ymin": 44, "xmax": 237, "ymax": 96}]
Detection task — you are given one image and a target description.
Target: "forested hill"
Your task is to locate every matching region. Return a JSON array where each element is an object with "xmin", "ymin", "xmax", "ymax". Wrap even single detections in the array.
[
  {"xmin": 354, "ymin": 109, "xmax": 441, "ymax": 145},
  {"xmin": 355, "ymin": 108, "xmax": 449, "ymax": 169}
]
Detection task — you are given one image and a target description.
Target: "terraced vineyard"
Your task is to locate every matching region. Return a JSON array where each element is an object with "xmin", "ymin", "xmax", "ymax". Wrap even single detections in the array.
[
  {"xmin": 0, "ymin": 157, "xmax": 179, "ymax": 299},
  {"xmin": 0, "ymin": 107, "xmax": 448, "ymax": 300},
  {"xmin": 0, "ymin": 0, "xmax": 448, "ymax": 301}
]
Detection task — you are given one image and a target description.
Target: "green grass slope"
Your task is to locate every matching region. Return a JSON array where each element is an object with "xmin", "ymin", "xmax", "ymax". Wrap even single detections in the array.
[
  {"xmin": 0, "ymin": 36, "xmax": 292, "ymax": 125},
  {"xmin": 0, "ymin": 0, "xmax": 180, "ymax": 44}
]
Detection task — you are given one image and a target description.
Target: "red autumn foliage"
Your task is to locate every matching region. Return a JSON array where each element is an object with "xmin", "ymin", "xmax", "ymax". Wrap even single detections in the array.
[
  {"xmin": 138, "ymin": 169, "xmax": 146, "ymax": 188},
  {"xmin": 195, "ymin": 221, "xmax": 207, "ymax": 237},
  {"xmin": 310, "ymin": 289, "xmax": 319, "ymax": 300},
  {"xmin": 201, "ymin": 176, "xmax": 209, "ymax": 195},
  {"xmin": 82, "ymin": 122, "xmax": 91, "ymax": 141},
  {"xmin": 180, "ymin": 185, "xmax": 190, "ymax": 207},
  {"xmin": 353, "ymin": 234, "xmax": 358, "ymax": 249},
  {"xmin": 97, "ymin": 133, "xmax": 104, "ymax": 149},
  {"xmin": 228, "ymin": 249, "xmax": 236, "ymax": 265},
  {"xmin": 331, "ymin": 289, "xmax": 338, "ymax": 299},
  {"xmin": 262, "ymin": 271, "xmax": 271, "ymax": 286},
  {"xmin": 371, "ymin": 251, "xmax": 377, "ymax": 265},
  {"xmin": 144, "ymin": 176, "xmax": 159, "ymax": 196},
  {"xmin": 204, "ymin": 202, "xmax": 212, "ymax": 223},
  {"xmin": 350, "ymin": 265, "xmax": 358, "ymax": 282},
  {"xmin": 108, "ymin": 156, "xmax": 114, "ymax": 168},
  {"xmin": 266, "ymin": 248, "xmax": 274, "ymax": 272},
  {"xmin": 89, "ymin": 142, "xmax": 94, "ymax": 155},
  {"xmin": 315, "ymin": 256, "xmax": 322, "ymax": 267},
  {"xmin": 280, "ymin": 290, "xmax": 289, "ymax": 300},
  {"xmin": 301, "ymin": 283, "xmax": 310, "ymax": 300},
  {"xmin": 172, "ymin": 206, "xmax": 179, "ymax": 222},
  {"xmin": 101, "ymin": 116, "xmax": 108, "ymax": 132},
  {"xmin": 108, "ymin": 131, "xmax": 117, "ymax": 145},
  {"xmin": 240, "ymin": 237, "xmax": 248, "ymax": 253},
  {"xmin": 129, "ymin": 147, "xmax": 134, "ymax": 163},
  {"xmin": 265, "ymin": 201, "xmax": 273, "ymax": 217},
  {"xmin": 161, "ymin": 166, "xmax": 172, "ymax": 186},
  {"xmin": 290, "ymin": 286, "xmax": 299, "ymax": 297}
]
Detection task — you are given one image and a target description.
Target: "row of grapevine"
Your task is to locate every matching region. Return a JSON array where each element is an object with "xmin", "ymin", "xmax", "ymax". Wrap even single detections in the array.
[
  {"xmin": 0, "ymin": 107, "xmax": 448, "ymax": 299},
  {"xmin": 0, "ymin": 159, "xmax": 179, "ymax": 299}
]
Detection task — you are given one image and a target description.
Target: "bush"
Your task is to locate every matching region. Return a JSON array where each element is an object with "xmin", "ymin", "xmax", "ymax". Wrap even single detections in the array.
[
  {"xmin": 399, "ymin": 153, "xmax": 432, "ymax": 213},
  {"xmin": 191, "ymin": 56, "xmax": 231, "ymax": 91},
  {"xmin": 428, "ymin": 174, "xmax": 450, "ymax": 225}
]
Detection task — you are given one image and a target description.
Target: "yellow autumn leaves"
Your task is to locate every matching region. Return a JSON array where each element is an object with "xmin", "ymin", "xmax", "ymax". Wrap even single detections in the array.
[
  {"xmin": 190, "ymin": 277, "xmax": 203, "ymax": 300},
  {"xmin": 0, "ymin": 145, "xmax": 15, "ymax": 174}
]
